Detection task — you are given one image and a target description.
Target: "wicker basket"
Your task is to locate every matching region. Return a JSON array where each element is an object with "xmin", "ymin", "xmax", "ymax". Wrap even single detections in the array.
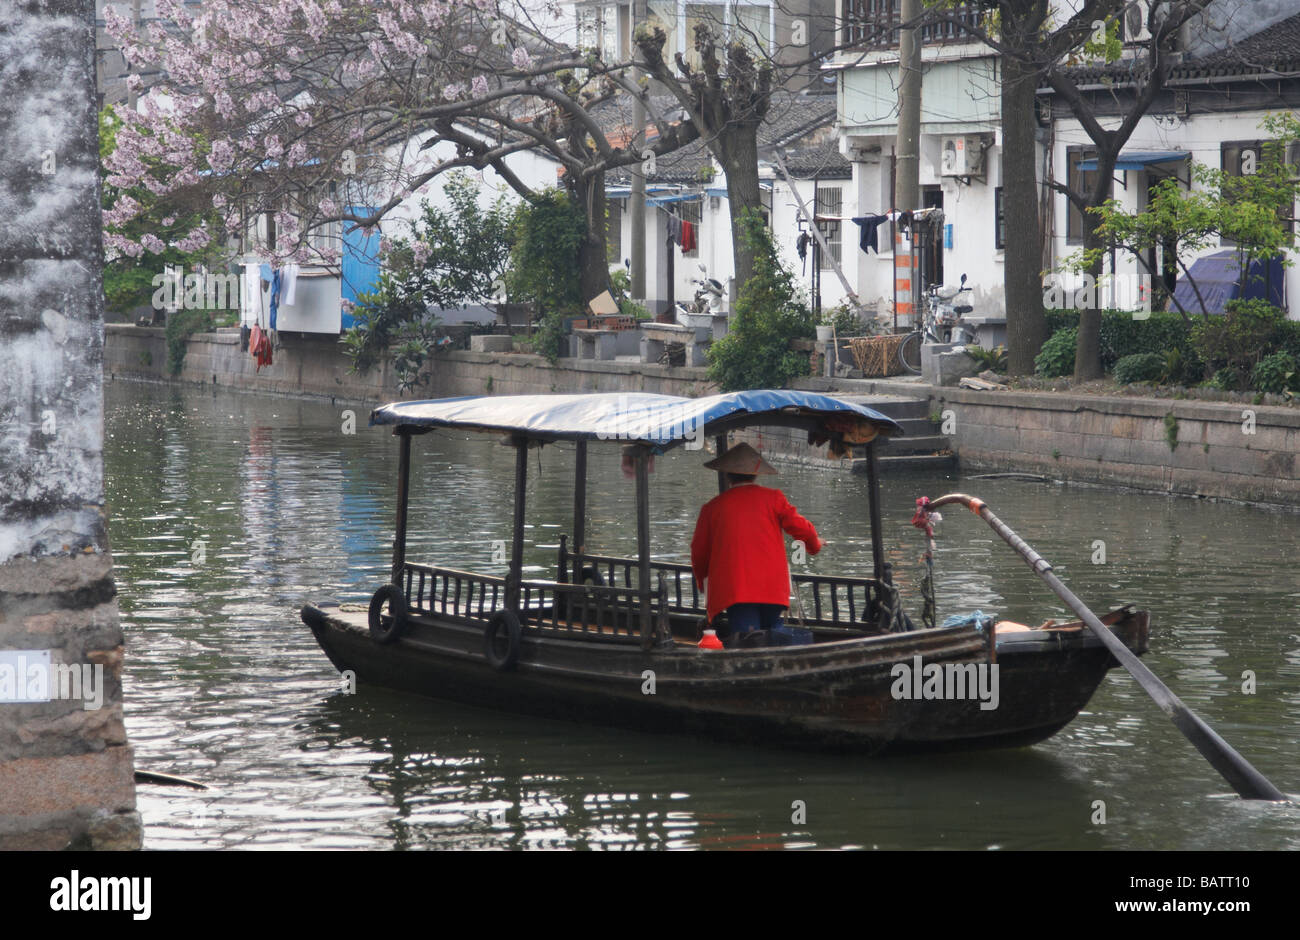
[{"xmin": 848, "ymin": 335, "xmax": 909, "ymax": 377}]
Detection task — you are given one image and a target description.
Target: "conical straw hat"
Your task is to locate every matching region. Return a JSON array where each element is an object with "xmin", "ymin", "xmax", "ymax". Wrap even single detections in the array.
[{"xmin": 702, "ymin": 442, "xmax": 777, "ymax": 475}]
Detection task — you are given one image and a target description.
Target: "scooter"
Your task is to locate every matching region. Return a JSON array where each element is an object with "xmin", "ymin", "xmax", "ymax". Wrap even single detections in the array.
[
  {"xmin": 676, "ymin": 264, "xmax": 728, "ymax": 328},
  {"xmin": 926, "ymin": 273, "xmax": 974, "ymax": 345}
]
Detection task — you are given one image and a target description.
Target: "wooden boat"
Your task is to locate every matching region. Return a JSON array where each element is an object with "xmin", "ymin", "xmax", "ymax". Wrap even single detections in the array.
[{"xmin": 301, "ymin": 390, "xmax": 1148, "ymax": 755}]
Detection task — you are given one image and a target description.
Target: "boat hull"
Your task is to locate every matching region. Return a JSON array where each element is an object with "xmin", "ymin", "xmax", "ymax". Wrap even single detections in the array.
[{"xmin": 301, "ymin": 603, "xmax": 1149, "ymax": 755}]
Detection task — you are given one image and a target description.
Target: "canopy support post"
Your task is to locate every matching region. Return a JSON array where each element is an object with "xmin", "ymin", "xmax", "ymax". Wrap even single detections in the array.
[
  {"xmin": 865, "ymin": 442, "xmax": 885, "ymax": 583},
  {"xmin": 391, "ymin": 429, "xmax": 413, "ymax": 591},
  {"xmin": 714, "ymin": 433, "xmax": 729, "ymax": 493},
  {"xmin": 573, "ymin": 439, "xmax": 588, "ymax": 557},
  {"xmin": 632, "ymin": 445, "xmax": 653, "ymax": 649},
  {"xmin": 506, "ymin": 436, "xmax": 528, "ymax": 612}
]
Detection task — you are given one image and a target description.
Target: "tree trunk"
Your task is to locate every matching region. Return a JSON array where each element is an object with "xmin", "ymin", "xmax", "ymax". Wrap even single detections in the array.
[
  {"xmin": 573, "ymin": 170, "xmax": 610, "ymax": 306},
  {"xmin": 1073, "ymin": 153, "xmax": 1114, "ymax": 382},
  {"xmin": 722, "ymin": 126, "xmax": 762, "ymax": 291},
  {"xmin": 1001, "ymin": 53, "xmax": 1048, "ymax": 375}
]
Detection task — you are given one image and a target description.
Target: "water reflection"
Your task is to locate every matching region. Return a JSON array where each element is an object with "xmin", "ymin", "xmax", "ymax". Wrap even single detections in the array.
[{"xmin": 105, "ymin": 379, "xmax": 1300, "ymax": 850}]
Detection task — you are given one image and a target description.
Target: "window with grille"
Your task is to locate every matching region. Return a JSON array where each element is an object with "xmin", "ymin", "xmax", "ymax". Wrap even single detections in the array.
[
  {"xmin": 681, "ymin": 199, "xmax": 701, "ymax": 257},
  {"xmin": 816, "ymin": 186, "xmax": 842, "ymax": 268}
]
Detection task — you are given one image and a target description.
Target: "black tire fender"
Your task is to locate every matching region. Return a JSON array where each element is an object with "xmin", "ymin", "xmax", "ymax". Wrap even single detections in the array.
[
  {"xmin": 368, "ymin": 584, "xmax": 408, "ymax": 644},
  {"xmin": 484, "ymin": 610, "xmax": 523, "ymax": 671},
  {"xmin": 580, "ymin": 565, "xmax": 605, "ymax": 586}
]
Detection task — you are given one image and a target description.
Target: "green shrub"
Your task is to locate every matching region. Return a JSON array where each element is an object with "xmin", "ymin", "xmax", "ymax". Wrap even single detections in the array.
[
  {"xmin": 1251, "ymin": 352, "xmax": 1299, "ymax": 394},
  {"xmin": 965, "ymin": 343, "xmax": 1007, "ymax": 373},
  {"xmin": 164, "ymin": 308, "xmax": 214, "ymax": 375},
  {"xmin": 1035, "ymin": 327, "xmax": 1077, "ymax": 377},
  {"xmin": 821, "ymin": 303, "xmax": 866, "ymax": 336},
  {"xmin": 1206, "ymin": 367, "xmax": 1244, "ymax": 391},
  {"xmin": 508, "ymin": 189, "xmax": 584, "ymax": 362},
  {"xmin": 1040, "ymin": 308, "xmax": 1200, "ymax": 379},
  {"xmin": 707, "ymin": 210, "xmax": 815, "ymax": 391},
  {"xmin": 1112, "ymin": 352, "xmax": 1166, "ymax": 384},
  {"xmin": 1191, "ymin": 299, "xmax": 1284, "ymax": 382}
]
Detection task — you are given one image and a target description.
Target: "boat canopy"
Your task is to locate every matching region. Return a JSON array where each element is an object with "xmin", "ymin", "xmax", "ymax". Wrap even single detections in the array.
[{"xmin": 370, "ymin": 390, "xmax": 904, "ymax": 449}]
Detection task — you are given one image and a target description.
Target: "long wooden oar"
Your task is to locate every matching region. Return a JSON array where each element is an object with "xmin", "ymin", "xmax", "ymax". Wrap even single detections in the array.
[{"xmin": 923, "ymin": 493, "xmax": 1287, "ymax": 802}]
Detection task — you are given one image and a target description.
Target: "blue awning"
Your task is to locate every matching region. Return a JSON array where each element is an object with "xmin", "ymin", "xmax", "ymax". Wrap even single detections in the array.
[
  {"xmin": 370, "ymin": 390, "xmax": 903, "ymax": 449},
  {"xmin": 648, "ymin": 193, "xmax": 704, "ymax": 206},
  {"xmin": 1078, "ymin": 151, "xmax": 1188, "ymax": 171}
]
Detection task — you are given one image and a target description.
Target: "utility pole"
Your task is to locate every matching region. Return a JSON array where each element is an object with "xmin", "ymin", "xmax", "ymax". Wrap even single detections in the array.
[
  {"xmin": 629, "ymin": 0, "xmax": 647, "ymax": 303},
  {"xmin": 894, "ymin": 0, "xmax": 922, "ymax": 327}
]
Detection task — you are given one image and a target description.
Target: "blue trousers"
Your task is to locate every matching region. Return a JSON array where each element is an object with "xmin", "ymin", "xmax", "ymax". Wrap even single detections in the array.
[{"xmin": 727, "ymin": 603, "xmax": 786, "ymax": 634}]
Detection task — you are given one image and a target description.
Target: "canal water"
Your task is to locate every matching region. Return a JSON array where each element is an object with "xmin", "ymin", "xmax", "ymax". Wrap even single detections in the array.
[{"xmin": 104, "ymin": 379, "xmax": 1300, "ymax": 849}]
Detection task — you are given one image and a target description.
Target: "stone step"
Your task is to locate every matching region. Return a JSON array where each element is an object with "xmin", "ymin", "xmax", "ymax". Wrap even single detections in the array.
[
  {"xmin": 880, "ymin": 434, "xmax": 952, "ymax": 455},
  {"xmin": 854, "ymin": 453, "xmax": 958, "ymax": 473},
  {"xmin": 892, "ymin": 416, "xmax": 941, "ymax": 436}
]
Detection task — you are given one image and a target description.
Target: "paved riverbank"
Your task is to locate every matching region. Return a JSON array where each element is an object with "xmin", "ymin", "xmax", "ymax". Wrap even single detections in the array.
[{"xmin": 105, "ymin": 326, "xmax": 1300, "ymax": 507}]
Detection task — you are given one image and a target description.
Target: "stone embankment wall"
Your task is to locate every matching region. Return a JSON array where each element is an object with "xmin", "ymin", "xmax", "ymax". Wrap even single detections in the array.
[
  {"xmin": 798, "ymin": 377, "xmax": 1300, "ymax": 508},
  {"xmin": 107, "ymin": 329, "xmax": 1300, "ymax": 507},
  {"xmin": 104, "ymin": 327, "xmax": 714, "ymax": 403},
  {"xmin": 938, "ymin": 387, "xmax": 1300, "ymax": 507}
]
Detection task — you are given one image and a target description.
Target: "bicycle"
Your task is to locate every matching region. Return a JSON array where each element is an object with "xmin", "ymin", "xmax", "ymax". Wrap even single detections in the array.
[{"xmin": 897, "ymin": 274, "xmax": 973, "ymax": 374}]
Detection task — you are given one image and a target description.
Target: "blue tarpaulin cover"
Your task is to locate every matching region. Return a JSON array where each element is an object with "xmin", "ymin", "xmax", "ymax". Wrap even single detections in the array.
[
  {"xmin": 1169, "ymin": 250, "xmax": 1285, "ymax": 315},
  {"xmin": 370, "ymin": 390, "xmax": 904, "ymax": 447}
]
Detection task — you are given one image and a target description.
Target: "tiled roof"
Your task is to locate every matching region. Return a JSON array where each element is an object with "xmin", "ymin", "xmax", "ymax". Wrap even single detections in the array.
[
  {"xmin": 1059, "ymin": 10, "xmax": 1300, "ymax": 86},
  {"xmin": 604, "ymin": 88, "xmax": 841, "ymax": 186}
]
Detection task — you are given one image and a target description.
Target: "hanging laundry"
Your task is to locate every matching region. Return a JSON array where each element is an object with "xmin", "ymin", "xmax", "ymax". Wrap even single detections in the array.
[
  {"xmin": 241, "ymin": 264, "xmax": 262, "ymax": 328},
  {"xmin": 852, "ymin": 214, "xmax": 889, "ymax": 254},
  {"xmin": 796, "ymin": 231, "xmax": 810, "ymax": 274},
  {"xmin": 668, "ymin": 214, "xmax": 682, "ymax": 246},
  {"xmin": 249, "ymin": 324, "xmax": 273, "ymax": 371},
  {"xmin": 281, "ymin": 263, "xmax": 299, "ymax": 307},
  {"xmin": 269, "ymin": 268, "xmax": 282, "ymax": 331},
  {"xmin": 680, "ymin": 220, "xmax": 696, "ymax": 253},
  {"xmin": 240, "ymin": 324, "xmax": 250, "ymax": 352}
]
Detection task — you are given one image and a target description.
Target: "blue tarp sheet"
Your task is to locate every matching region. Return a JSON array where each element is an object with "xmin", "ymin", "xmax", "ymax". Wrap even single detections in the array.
[
  {"xmin": 370, "ymin": 390, "xmax": 904, "ymax": 447},
  {"xmin": 1169, "ymin": 250, "xmax": 1285, "ymax": 315}
]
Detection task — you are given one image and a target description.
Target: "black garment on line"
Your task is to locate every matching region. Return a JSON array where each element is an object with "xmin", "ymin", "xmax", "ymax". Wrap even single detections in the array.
[{"xmin": 852, "ymin": 214, "xmax": 888, "ymax": 254}]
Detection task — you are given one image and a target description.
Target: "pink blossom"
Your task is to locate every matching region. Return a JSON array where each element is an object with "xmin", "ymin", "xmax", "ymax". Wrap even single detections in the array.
[
  {"xmin": 140, "ymin": 233, "xmax": 167, "ymax": 255},
  {"xmin": 471, "ymin": 75, "xmax": 488, "ymax": 98},
  {"xmin": 511, "ymin": 46, "xmax": 532, "ymax": 69}
]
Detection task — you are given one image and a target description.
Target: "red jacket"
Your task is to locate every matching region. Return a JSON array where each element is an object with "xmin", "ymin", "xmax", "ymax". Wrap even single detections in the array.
[{"xmin": 690, "ymin": 483, "xmax": 822, "ymax": 622}]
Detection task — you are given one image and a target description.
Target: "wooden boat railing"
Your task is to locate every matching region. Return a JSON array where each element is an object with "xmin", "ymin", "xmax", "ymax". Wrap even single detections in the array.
[
  {"xmin": 557, "ymin": 537, "xmax": 887, "ymax": 630},
  {"xmin": 401, "ymin": 560, "xmax": 654, "ymax": 645}
]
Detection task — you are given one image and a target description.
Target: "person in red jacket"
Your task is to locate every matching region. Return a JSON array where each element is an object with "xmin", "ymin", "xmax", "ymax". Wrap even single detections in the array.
[{"xmin": 690, "ymin": 443, "xmax": 823, "ymax": 646}]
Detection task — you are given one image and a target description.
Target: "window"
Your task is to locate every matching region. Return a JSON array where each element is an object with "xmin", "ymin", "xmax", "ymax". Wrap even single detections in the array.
[
  {"xmin": 607, "ymin": 198, "xmax": 623, "ymax": 264},
  {"xmin": 732, "ymin": 3, "xmax": 770, "ymax": 55},
  {"xmin": 995, "ymin": 186, "xmax": 1005, "ymax": 250},
  {"xmin": 684, "ymin": 4, "xmax": 726, "ymax": 70},
  {"xmin": 842, "ymin": 0, "xmax": 984, "ymax": 49},
  {"xmin": 815, "ymin": 186, "xmax": 842, "ymax": 268},
  {"xmin": 1066, "ymin": 147, "xmax": 1099, "ymax": 243},
  {"xmin": 577, "ymin": 6, "xmax": 600, "ymax": 51},
  {"xmin": 680, "ymin": 199, "xmax": 701, "ymax": 257},
  {"xmin": 646, "ymin": 1, "xmax": 678, "ymax": 61}
]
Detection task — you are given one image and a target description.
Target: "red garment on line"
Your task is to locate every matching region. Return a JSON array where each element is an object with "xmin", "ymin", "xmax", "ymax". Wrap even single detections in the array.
[
  {"xmin": 680, "ymin": 220, "xmax": 696, "ymax": 253},
  {"xmin": 250, "ymin": 324, "xmax": 273, "ymax": 371},
  {"xmin": 690, "ymin": 483, "xmax": 822, "ymax": 623}
]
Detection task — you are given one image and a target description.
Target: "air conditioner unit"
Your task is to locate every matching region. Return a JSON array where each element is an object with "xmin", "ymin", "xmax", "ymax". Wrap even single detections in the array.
[
  {"xmin": 940, "ymin": 136, "xmax": 986, "ymax": 179},
  {"xmin": 1125, "ymin": 0, "xmax": 1153, "ymax": 44}
]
